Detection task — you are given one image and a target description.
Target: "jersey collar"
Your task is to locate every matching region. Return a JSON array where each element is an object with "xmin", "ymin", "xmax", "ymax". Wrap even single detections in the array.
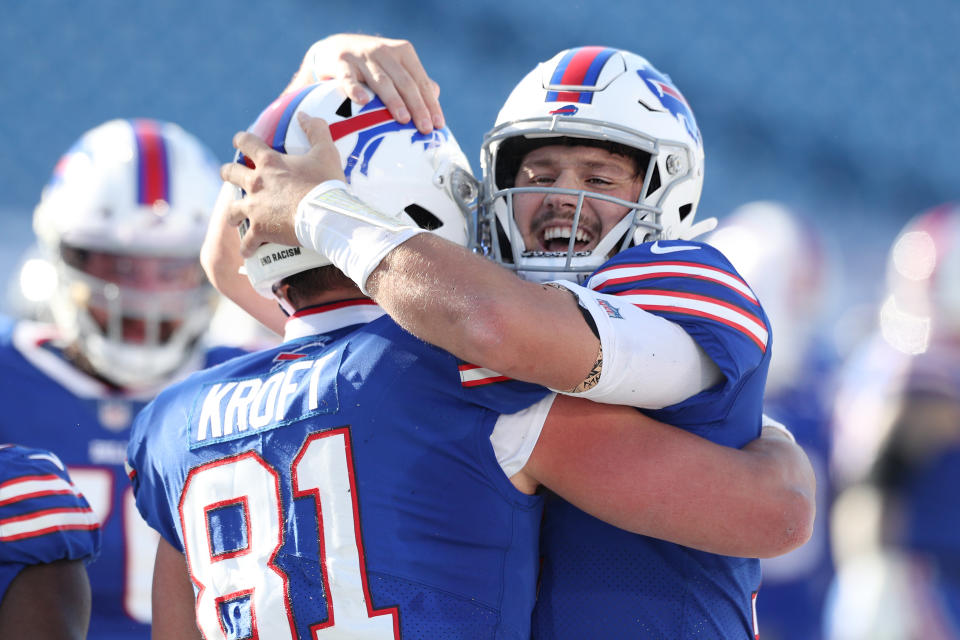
[{"xmin": 283, "ymin": 299, "xmax": 385, "ymax": 342}]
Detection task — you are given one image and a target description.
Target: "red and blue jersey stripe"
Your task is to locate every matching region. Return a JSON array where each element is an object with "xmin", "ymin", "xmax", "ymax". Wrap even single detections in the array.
[
  {"xmin": 545, "ymin": 46, "xmax": 618, "ymax": 104},
  {"xmin": 587, "ymin": 246, "xmax": 770, "ymax": 353},
  {"xmin": 457, "ymin": 362, "xmax": 511, "ymax": 387}
]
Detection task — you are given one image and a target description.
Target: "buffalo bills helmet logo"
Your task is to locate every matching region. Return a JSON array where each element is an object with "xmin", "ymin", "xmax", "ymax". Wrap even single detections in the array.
[
  {"xmin": 635, "ymin": 66, "xmax": 702, "ymax": 147},
  {"xmin": 341, "ymin": 97, "xmax": 449, "ymax": 182},
  {"xmin": 549, "ymin": 104, "xmax": 579, "ymax": 116},
  {"xmin": 245, "ymin": 88, "xmax": 447, "ymax": 184}
]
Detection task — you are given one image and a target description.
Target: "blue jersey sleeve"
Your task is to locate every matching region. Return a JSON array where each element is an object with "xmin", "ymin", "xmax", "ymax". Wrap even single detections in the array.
[
  {"xmin": 126, "ymin": 393, "xmax": 189, "ymax": 552},
  {"xmin": 203, "ymin": 344, "xmax": 249, "ymax": 368},
  {"xmin": 586, "ymin": 241, "xmax": 772, "ymax": 429},
  {"xmin": 0, "ymin": 444, "xmax": 101, "ymax": 598},
  {"xmin": 374, "ymin": 318, "xmax": 551, "ymax": 415},
  {"xmin": 451, "ymin": 358, "xmax": 551, "ymax": 413}
]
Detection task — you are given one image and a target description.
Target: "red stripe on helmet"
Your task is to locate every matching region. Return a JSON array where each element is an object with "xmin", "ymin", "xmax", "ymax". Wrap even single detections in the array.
[
  {"xmin": 132, "ymin": 119, "xmax": 168, "ymax": 206},
  {"xmin": 328, "ymin": 108, "xmax": 394, "ymax": 141},
  {"xmin": 251, "ymin": 91, "xmax": 305, "ymax": 147},
  {"xmin": 559, "ymin": 46, "xmax": 609, "ymax": 85}
]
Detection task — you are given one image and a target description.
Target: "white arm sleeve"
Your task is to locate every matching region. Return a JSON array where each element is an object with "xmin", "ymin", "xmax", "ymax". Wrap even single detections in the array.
[
  {"xmin": 489, "ymin": 394, "xmax": 557, "ymax": 478},
  {"xmin": 761, "ymin": 413, "xmax": 797, "ymax": 444},
  {"xmin": 294, "ymin": 180, "xmax": 425, "ymax": 294},
  {"xmin": 551, "ymin": 281, "xmax": 722, "ymax": 409}
]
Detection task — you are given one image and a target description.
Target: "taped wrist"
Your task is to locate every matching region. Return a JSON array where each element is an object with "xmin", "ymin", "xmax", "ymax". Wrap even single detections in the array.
[{"xmin": 295, "ymin": 180, "xmax": 425, "ymax": 294}]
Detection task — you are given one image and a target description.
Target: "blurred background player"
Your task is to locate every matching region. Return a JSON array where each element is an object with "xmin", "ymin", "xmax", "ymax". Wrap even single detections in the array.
[
  {"xmin": 0, "ymin": 443, "xmax": 100, "ymax": 640},
  {"xmin": 0, "ymin": 118, "xmax": 246, "ymax": 639},
  {"xmin": 710, "ymin": 201, "xmax": 841, "ymax": 640},
  {"xmin": 826, "ymin": 202, "xmax": 960, "ymax": 639}
]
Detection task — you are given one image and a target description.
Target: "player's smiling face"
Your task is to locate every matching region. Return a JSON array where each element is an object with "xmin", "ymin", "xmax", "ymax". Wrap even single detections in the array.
[{"xmin": 512, "ymin": 145, "xmax": 644, "ymax": 253}]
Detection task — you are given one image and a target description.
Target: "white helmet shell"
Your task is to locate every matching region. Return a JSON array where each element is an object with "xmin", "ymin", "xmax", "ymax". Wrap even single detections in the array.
[
  {"xmin": 240, "ymin": 81, "xmax": 475, "ymax": 298},
  {"xmin": 479, "ymin": 47, "xmax": 707, "ymax": 283}
]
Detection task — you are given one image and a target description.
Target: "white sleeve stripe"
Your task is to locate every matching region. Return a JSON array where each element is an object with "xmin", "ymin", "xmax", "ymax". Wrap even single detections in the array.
[
  {"xmin": 620, "ymin": 288, "xmax": 766, "ymax": 326},
  {"xmin": 0, "ymin": 475, "xmax": 78, "ymax": 506},
  {"xmin": 0, "ymin": 508, "xmax": 98, "ymax": 541},
  {"xmin": 588, "ymin": 262, "xmax": 758, "ymax": 303},
  {"xmin": 761, "ymin": 414, "xmax": 796, "ymax": 443},
  {"xmin": 458, "ymin": 365, "xmax": 510, "ymax": 386},
  {"xmin": 27, "ymin": 452, "xmax": 66, "ymax": 471},
  {"xmin": 619, "ymin": 292, "xmax": 769, "ymax": 350}
]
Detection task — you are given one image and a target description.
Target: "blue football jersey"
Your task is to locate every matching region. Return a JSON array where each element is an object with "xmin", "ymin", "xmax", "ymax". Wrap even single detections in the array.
[
  {"xmin": 126, "ymin": 304, "xmax": 550, "ymax": 640},
  {"xmin": 533, "ymin": 240, "xmax": 772, "ymax": 639},
  {"xmin": 0, "ymin": 315, "xmax": 245, "ymax": 640},
  {"xmin": 756, "ymin": 340, "xmax": 837, "ymax": 640},
  {"xmin": 891, "ymin": 348, "xmax": 960, "ymax": 559},
  {"xmin": 0, "ymin": 443, "xmax": 100, "ymax": 601},
  {"xmin": 886, "ymin": 347, "xmax": 960, "ymax": 634}
]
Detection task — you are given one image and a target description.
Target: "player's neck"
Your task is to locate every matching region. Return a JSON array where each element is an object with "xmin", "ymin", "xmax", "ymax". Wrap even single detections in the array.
[{"xmin": 291, "ymin": 285, "xmax": 368, "ymax": 312}]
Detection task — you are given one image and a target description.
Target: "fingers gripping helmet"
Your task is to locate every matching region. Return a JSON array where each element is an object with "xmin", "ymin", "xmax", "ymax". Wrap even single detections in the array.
[
  {"xmin": 240, "ymin": 81, "xmax": 475, "ymax": 298},
  {"xmin": 479, "ymin": 46, "xmax": 710, "ymax": 283},
  {"xmin": 33, "ymin": 119, "xmax": 221, "ymax": 388},
  {"xmin": 880, "ymin": 202, "xmax": 960, "ymax": 354}
]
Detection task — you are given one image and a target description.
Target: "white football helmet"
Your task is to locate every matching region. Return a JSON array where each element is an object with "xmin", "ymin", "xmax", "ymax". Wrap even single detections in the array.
[
  {"xmin": 33, "ymin": 119, "xmax": 221, "ymax": 388},
  {"xmin": 478, "ymin": 46, "xmax": 713, "ymax": 283},
  {"xmin": 880, "ymin": 202, "xmax": 960, "ymax": 354},
  {"xmin": 239, "ymin": 80, "xmax": 475, "ymax": 298}
]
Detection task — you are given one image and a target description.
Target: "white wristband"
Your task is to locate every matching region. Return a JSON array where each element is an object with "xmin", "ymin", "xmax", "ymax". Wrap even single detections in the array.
[
  {"xmin": 760, "ymin": 413, "xmax": 797, "ymax": 444},
  {"xmin": 294, "ymin": 181, "xmax": 425, "ymax": 294}
]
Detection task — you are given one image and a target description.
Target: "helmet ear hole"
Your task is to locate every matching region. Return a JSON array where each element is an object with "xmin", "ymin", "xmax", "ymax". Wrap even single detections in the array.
[
  {"xmin": 404, "ymin": 204, "xmax": 443, "ymax": 231},
  {"xmin": 494, "ymin": 217, "xmax": 514, "ymax": 265},
  {"xmin": 335, "ymin": 98, "xmax": 352, "ymax": 118},
  {"xmin": 679, "ymin": 203, "xmax": 693, "ymax": 221},
  {"xmin": 646, "ymin": 164, "xmax": 662, "ymax": 196}
]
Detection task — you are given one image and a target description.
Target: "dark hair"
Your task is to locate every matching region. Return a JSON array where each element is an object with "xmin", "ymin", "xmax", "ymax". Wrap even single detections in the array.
[
  {"xmin": 494, "ymin": 136, "xmax": 650, "ymax": 189},
  {"xmin": 273, "ymin": 265, "xmax": 355, "ymax": 309}
]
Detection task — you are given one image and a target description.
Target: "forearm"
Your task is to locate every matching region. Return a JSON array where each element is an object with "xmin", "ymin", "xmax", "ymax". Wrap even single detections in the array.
[
  {"xmin": 151, "ymin": 538, "xmax": 202, "ymax": 640},
  {"xmin": 0, "ymin": 560, "xmax": 91, "ymax": 640},
  {"xmin": 660, "ymin": 431, "xmax": 813, "ymax": 557},
  {"xmin": 365, "ymin": 233, "xmax": 598, "ymax": 390},
  {"xmin": 201, "ymin": 184, "xmax": 287, "ymax": 336},
  {"xmin": 524, "ymin": 395, "xmax": 815, "ymax": 558}
]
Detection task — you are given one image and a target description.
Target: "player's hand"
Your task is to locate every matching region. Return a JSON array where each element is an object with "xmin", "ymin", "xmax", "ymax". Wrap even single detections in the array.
[
  {"xmin": 287, "ymin": 34, "xmax": 443, "ymax": 135},
  {"xmin": 220, "ymin": 114, "xmax": 346, "ymax": 258}
]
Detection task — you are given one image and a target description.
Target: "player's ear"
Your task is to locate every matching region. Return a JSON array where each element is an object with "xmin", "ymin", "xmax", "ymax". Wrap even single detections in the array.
[{"xmin": 271, "ymin": 281, "xmax": 296, "ymax": 309}]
